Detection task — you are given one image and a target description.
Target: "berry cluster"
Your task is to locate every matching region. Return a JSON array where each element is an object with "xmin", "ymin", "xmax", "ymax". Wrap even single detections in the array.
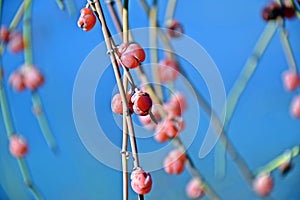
[
  {"xmin": 117, "ymin": 43, "xmax": 146, "ymax": 69},
  {"xmin": 9, "ymin": 65, "xmax": 44, "ymax": 92},
  {"xmin": 0, "ymin": 26, "xmax": 24, "ymax": 53},
  {"xmin": 261, "ymin": 1, "xmax": 296, "ymax": 21},
  {"xmin": 111, "ymin": 90, "xmax": 152, "ymax": 116}
]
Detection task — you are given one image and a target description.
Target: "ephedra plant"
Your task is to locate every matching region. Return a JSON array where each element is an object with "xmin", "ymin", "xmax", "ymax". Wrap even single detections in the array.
[{"xmin": 0, "ymin": 0, "xmax": 300, "ymax": 199}]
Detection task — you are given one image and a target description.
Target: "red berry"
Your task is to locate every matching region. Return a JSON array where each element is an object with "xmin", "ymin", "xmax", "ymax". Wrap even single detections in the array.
[
  {"xmin": 130, "ymin": 168, "xmax": 152, "ymax": 195},
  {"xmin": 78, "ymin": 8, "xmax": 96, "ymax": 32},
  {"xmin": 282, "ymin": 70, "xmax": 300, "ymax": 91},
  {"xmin": 119, "ymin": 43, "xmax": 146, "ymax": 69},
  {"xmin": 8, "ymin": 31, "xmax": 24, "ymax": 53},
  {"xmin": 283, "ymin": 6, "xmax": 296, "ymax": 19},
  {"xmin": 9, "ymin": 71, "xmax": 25, "ymax": 92},
  {"xmin": 131, "ymin": 91, "xmax": 152, "ymax": 116},
  {"xmin": 9, "ymin": 135, "xmax": 28, "ymax": 158},
  {"xmin": 253, "ymin": 173, "xmax": 273, "ymax": 196},
  {"xmin": 186, "ymin": 178, "xmax": 205, "ymax": 199},
  {"xmin": 166, "ymin": 19, "xmax": 184, "ymax": 38},
  {"xmin": 0, "ymin": 26, "xmax": 9, "ymax": 43},
  {"xmin": 21, "ymin": 65, "xmax": 44, "ymax": 91},
  {"xmin": 261, "ymin": 2, "xmax": 282, "ymax": 21},
  {"xmin": 164, "ymin": 149, "xmax": 186, "ymax": 174},
  {"xmin": 290, "ymin": 95, "xmax": 300, "ymax": 118},
  {"xmin": 158, "ymin": 59, "xmax": 179, "ymax": 83},
  {"xmin": 111, "ymin": 93, "xmax": 134, "ymax": 114},
  {"xmin": 80, "ymin": 8, "xmax": 94, "ymax": 15}
]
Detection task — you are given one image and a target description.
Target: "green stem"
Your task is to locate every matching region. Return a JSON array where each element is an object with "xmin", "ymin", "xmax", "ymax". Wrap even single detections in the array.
[
  {"xmin": 139, "ymin": 0, "xmax": 258, "ymax": 192},
  {"xmin": 164, "ymin": 0, "xmax": 177, "ymax": 24},
  {"xmin": 17, "ymin": 158, "xmax": 43, "ymax": 200},
  {"xmin": 0, "ymin": 84, "xmax": 14, "ymax": 137},
  {"xmin": 23, "ymin": 0, "xmax": 33, "ymax": 66},
  {"xmin": 55, "ymin": 0, "xmax": 65, "ymax": 10},
  {"xmin": 280, "ymin": 26, "xmax": 298, "ymax": 73},
  {"xmin": 149, "ymin": 0, "xmax": 163, "ymax": 101},
  {"xmin": 214, "ymin": 22, "xmax": 278, "ymax": 178},
  {"xmin": 225, "ymin": 21, "xmax": 278, "ymax": 128},
  {"xmin": 32, "ymin": 92, "xmax": 57, "ymax": 152},
  {"xmin": 65, "ymin": 0, "xmax": 76, "ymax": 16},
  {"xmin": 23, "ymin": 0, "xmax": 57, "ymax": 152},
  {"xmin": 256, "ymin": 146, "xmax": 299, "ymax": 175}
]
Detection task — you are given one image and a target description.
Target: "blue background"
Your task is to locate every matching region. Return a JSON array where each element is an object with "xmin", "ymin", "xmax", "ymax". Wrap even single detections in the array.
[{"xmin": 0, "ymin": 0, "xmax": 300, "ymax": 199}]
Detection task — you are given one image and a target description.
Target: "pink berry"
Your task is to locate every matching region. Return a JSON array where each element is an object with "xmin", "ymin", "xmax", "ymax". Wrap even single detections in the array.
[
  {"xmin": 138, "ymin": 106, "xmax": 160, "ymax": 130},
  {"xmin": 158, "ymin": 59, "xmax": 179, "ymax": 83},
  {"xmin": 186, "ymin": 178, "xmax": 205, "ymax": 199},
  {"xmin": 8, "ymin": 31, "xmax": 24, "ymax": 53},
  {"xmin": 21, "ymin": 65, "xmax": 44, "ymax": 91},
  {"xmin": 111, "ymin": 93, "xmax": 123, "ymax": 114},
  {"xmin": 154, "ymin": 123, "xmax": 169, "ymax": 142},
  {"xmin": 9, "ymin": 135, "xmax": 28, "ymax": 158},
  {"xmin": 0, "ymin": 26, "xmax": 9, "ymax": 43},
  {"xmin": 290, "ymin": 95, "xmax": 300, "ymax": 118},
  {"xmin": 282, "ymin": 70, "xmax": 300, "ymax": 91},
  {"xmin": 111, "ymin": 93, "xmax": 134, "ymax": 114},
  {"xmin": 170, "ymin": 92, "xmax": 187, "ymax": 112},
  {"xmin": 119, "ymin": 43, "xmax": 146, "ymax": 69},
  {"xmin": 78, "ymin": 8, "xmax": 96, "ymax": 32},
  {"xmin": 9, "ymin": 71, "xmax": 25, "ymax": 92},
  {"xmin": 131, "ymin": 91, "xmax": 152, "ymax": 116},
  {"xmin": 253, "ymin": 173, "xmax": 273, "ymax": 196},
  {"xmin": 164, "ymin": 149, "xmax": 186, "ymax": 174},
  {"xmin": 130, "ymin": 168, "xmax": 152, "ymax": 195},
  {"xmin": 166, "ymin": 19, "xmax": 184, "ymax": 38}
]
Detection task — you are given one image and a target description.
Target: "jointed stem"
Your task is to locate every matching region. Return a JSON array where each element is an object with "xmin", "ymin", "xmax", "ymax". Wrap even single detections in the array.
[
  {"xmin": 149, "ymin": 0, "xmax": 163, "ymax": 101},
  {"xmin": 122, "ymin": 1, "xmax": 129, "ymax": 200},
  {"xmin": 172, "ymin": 138, "xmax": 220, "ymax": 200},
  {"xmin": 164, "ymin": 0, "xmax": 177, "ymax": 24},
  {"xmin": 108, "ymin": 1, "xmax": 220, "ymax": 199},
  {"xmin": 23, "ymin": 0, "xmax": 57, "ymax": 152},
  {"xmin": 92, "ymin": 0, "xmax": 141, "ymax": 172},
  {"xmin": 280, "ymin": 24, "xmax": 298, "ymax": 73},
  {"xmin": 225, "ymin": 22, "xmax": 278, "ymax": 128},
  {"xmin": 256, "ymin": 146, "xmax": 299, "ymax": 175},
  {"xmin": 138, "ymin": 0, "xmax": 263, "ymax": 196}
]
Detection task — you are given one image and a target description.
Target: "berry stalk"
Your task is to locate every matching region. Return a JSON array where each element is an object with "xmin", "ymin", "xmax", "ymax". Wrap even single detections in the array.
[
  {"xmin": 121, "ymin": 1, "xmax": 129, "ymax": 199},
  {"xmin": 225, "ymin": 21, "xmax": 278, "ymax": 129},
  {"xmin": 111, "ymin": 1, "xmax": 221, "ymax": 199},
  {"xmin": 164, "ymin": 0, "xmax": 177, "ymax": 25},
  {"xmin": 55, "ymin": 0, "xmax": 65, "ymax": 10},
  {"xmin": 172, "ymin": 137, "xmax": 220, "ymax": 200},
  {"xmin": 138, "ymin": 0, "xmax": 261, "ymax": 195},
  {"xmin": 91, "ymin": 0, "xmax": 141, "ymax": 172},
  {"xmin": 23, "ymin": 0, "xmax": 57, "ymax": 152},
  {"xmin": 149, "ymin": 0, "xmax": 164, "ymax": 101},
  {"xmin": 17, "ymin": 158, "xmax": 43, "ymax": 200},
  {"xmin": 279, "ymin": 24, "xmax": 298, "ymax": 73},
  {"xmin": 256, "ymin": 145, "xmax": 299, "ymax": 175}
]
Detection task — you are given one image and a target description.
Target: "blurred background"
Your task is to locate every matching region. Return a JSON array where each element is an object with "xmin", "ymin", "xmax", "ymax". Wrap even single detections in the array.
[{"xmin": 0, "ymin": 0, "xmax": 300, "ymax": 199}]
